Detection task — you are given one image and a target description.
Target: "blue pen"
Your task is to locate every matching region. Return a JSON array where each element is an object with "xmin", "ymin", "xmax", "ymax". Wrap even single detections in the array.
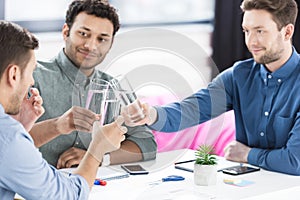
[
  {"xmin": 149, "ymin": 175, "xmax": 185, "ymax": 186},
  {"xmin": 162, "ymin": 175, "xmax": 185, "ymax": 182}
]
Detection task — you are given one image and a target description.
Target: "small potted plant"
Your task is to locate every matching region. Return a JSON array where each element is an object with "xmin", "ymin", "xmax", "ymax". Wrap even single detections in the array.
[{"xmin": 194, "ymin": 144, "xmax": 218, "ymax": 186}]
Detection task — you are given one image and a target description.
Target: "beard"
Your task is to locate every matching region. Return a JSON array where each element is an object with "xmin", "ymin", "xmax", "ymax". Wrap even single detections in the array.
[
  {"xmin": 254, "ymin": 47, "xmax": 284, "ymax": 64},
  {"xmin": 6, "ymin": 93, "xmax": 22, "ymax": 115},
  {"xmin": 252, "ymin": 33, "xmax": 284, "ymax": 65},
  {"xmin": 64, "ymin": 38, "xmax": 106, "ymax": 70}
]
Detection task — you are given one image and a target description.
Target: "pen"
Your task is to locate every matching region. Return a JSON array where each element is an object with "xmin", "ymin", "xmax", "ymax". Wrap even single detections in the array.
[
  {"xmin": 162, "ymin": 175, "xmax": 185, "ymax": 182},
  {"xmin": 148, "ymin": 175, "xmax": 185, "ymax": 186},
  {"xmin": 174, "ymin": 165, "xmax": 194, "ymax": 173},
  {"xmin": 174, "ymin": 159, "xmax": 196, "ymax": 165},
  {"xmin": 94, "ymin": 179, "xmax": 107, "ymax": 186}
]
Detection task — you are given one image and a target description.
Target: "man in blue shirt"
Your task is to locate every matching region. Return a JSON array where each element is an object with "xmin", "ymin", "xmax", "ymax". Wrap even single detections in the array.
[
  {"xmin": 123, "ymin": 0, "xmax": 300, "ymax": 175},
  {"xmin": 0, "ymin": 21, "xmax": 127, "ymax": 199}
]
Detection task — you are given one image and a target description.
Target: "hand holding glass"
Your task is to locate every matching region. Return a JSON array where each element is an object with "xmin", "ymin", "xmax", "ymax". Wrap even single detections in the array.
[
  {"xmin": 109, "ymin": 76, "xmax": 145, "ymax": 126},
  {"xmin": 86, "ymin": 79, "xmax": 120, "ymax": 126}
]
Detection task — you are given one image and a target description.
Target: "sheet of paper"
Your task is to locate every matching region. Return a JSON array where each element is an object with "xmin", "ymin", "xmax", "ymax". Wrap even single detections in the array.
[{"xmin": 58, "ymin": 166, "xmax": 129, "ymax": 181}]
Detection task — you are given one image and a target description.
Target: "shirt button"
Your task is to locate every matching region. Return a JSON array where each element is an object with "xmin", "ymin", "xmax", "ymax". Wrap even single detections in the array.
[
  {"xmin": 75, "ymin": 142, "xmax": 79, "ymax": 145},
  {"xmin": 260, "ymin": 132, "xmax": 265, "ymax": 137},
  {"xmin": 268, "ymin": 75, "xmax": 272, "ymax": 79},
  {"xmin": 264, "ymin": 111, "xmax": 269, "ymax": 116},
  {"xmin": 278, "ymin": 79, "xmax": 282, "ymax": 83}
]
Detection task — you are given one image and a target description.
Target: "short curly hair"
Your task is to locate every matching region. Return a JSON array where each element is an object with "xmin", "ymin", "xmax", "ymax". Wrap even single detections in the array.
[{"xmin": 65, "ymin": 0, "xmax": 120, "ymax": 36}]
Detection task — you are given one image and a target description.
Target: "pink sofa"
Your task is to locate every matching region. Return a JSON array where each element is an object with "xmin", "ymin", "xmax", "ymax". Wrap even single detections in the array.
[{"xmin": 141, "ymin": 95, "xmax": 236, "ymax": 156}]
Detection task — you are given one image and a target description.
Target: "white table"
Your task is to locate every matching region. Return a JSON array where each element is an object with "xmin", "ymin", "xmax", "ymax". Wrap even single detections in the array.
[{"xmin": 89, "ymin": 149, "xmax": 300, "ymax": 200}]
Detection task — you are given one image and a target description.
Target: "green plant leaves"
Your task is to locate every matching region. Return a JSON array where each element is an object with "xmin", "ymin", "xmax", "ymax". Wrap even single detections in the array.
[{"xmin": 195, "ymin": 144, "xmax": 217, "ymax": 165}]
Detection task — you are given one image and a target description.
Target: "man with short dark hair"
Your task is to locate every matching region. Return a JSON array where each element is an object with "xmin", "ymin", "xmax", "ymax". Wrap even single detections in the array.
[{"xmin": 31, "ymin": 0, "xmax": 157, "ymax": 168}]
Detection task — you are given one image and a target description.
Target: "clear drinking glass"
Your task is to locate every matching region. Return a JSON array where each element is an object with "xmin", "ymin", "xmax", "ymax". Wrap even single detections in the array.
[
  {"xmin": 86, "ymin": 79, "xmax": 121, "ymax": 125},
  {"xmin": 109, "ymin": 75, "xmax": 145, "ymax": 124}
]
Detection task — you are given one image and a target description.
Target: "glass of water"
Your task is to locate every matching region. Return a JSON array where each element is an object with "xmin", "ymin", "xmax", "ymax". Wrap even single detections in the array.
[
  {"xmin": 109, "ymin": 75, "xmax": 145, "ymax": 124},
  {"xmin": 86, "ymin": 79, "xmax": 121, "ymax": 125}
]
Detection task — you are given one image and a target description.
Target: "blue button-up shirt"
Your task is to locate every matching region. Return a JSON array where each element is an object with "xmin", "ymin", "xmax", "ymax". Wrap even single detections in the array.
[
  {"xmin": 0, "ymin": 105, "xmax": 89, "ymax": 199},
  {"xmin": 152, "ymin": 48, "xmax": 300, "ymax": 175}
]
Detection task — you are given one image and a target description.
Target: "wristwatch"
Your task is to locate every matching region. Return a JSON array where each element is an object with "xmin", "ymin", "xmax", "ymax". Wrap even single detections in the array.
[{"xmin": 102, "ymin": 153, "xmax": 111, "ymax": 167}]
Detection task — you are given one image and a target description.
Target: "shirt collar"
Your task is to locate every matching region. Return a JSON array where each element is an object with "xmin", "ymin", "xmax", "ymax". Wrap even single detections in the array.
[
  {"xmin": 0, "ymin": 104, "xmax": 4, "ymax": 114},
  {"xmin": 55, "ymin": 49, "xmax": 95, "ymax": 84},
  {"xmin": 260, "ymin": 47, "xmax": 300, "ymax": 81}
]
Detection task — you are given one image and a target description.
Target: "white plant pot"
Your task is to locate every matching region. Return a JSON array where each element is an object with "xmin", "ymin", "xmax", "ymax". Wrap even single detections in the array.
[{"xmin": 194, "ymin": 163, "xmax": 217, "ymax": 186}]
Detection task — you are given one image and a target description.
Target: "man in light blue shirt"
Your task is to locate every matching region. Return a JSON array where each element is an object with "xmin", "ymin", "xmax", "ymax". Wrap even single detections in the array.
[
  {"xmin": 0, "ymin": 20, "xmax": 126, "ymax": 199},
  {"xmin": 123, "ymin": 0, "xmax": 300, "ymax": 175}
]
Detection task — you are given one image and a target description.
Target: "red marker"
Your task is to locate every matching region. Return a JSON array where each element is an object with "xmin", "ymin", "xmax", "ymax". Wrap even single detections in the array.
[{"xmin": 94, "ymin": 179, "xmax": 107, "ymax": 186}]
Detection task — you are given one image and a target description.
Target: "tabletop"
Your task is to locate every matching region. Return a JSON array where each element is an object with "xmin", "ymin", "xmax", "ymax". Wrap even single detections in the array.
[{"xmin": 89, "ymin": 149, "xmax": 300, "ymax": 200}]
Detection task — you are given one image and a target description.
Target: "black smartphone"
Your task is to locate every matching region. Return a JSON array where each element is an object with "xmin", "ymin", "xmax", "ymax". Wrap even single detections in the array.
[
  {"xmin": 121, "ymin": 164, "xmax": 149, "ymax": 175},
  {"xmin": 221, "ymin": 165, "xmax": 260, "ymax": 175}
]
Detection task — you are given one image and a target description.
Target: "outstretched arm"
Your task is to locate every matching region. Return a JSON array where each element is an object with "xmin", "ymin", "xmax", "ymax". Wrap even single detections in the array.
[
  {"xmin": 29, "ymin": 106, "xmax": 100, "ymax": 147},
  {"xmin": 76, "ymin": 116, "xmax": 127, "ymax": 188},
  {"xmin": 121, "ymin": 101, "xmax": 158, "ymax": 127}
]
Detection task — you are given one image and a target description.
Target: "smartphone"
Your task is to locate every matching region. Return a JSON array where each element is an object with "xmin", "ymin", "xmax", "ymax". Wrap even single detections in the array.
[
  {"xmin": 121, "ymin": 164, "xmax": 149, "ymax": 175},
  {"xmin": 221, "ymin": 165, "xmax": 260, "ymax": 175}
]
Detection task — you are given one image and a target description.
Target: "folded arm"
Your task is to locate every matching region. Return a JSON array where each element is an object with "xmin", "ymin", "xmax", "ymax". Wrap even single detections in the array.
[
  {"xmin": 225, "ymin": 112, "xmax": 300, "ymax": 175},
  {"xmin": 110, "ymin": 125, "xmax": 157, "ymax": 164},
  {"xmin": 56, "ymin": 125, "xmax": 157, "ymax": 169},
  {"xmin": 246, "ymin": 119, "xmax": 300, "ymax": 175}
]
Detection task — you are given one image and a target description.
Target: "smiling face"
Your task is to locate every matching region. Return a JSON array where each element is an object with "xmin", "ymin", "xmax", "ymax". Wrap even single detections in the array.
[
  {"xmin": 63, "ymin": 12, "xmax": 114, "ymax": 76},
  {"xmin": 242, "ymin": 9, "xmax": 293, "ymax": 70}
]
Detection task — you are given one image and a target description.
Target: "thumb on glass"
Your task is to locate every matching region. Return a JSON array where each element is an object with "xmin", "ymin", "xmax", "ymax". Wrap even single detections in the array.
[
  {"xmin": 92, "ymin": 116, "xmax": 127, "ymax": 134},
  {"xmin": 114, "ymin": 116, "xmax": 128, "ymax": 133}
]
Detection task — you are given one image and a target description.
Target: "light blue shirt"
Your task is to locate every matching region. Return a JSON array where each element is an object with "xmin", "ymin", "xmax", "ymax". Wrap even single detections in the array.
[
  {"xmin": 0, "ymin": 105, "xmax": 89, "ymax": 199},
  {"xmin": 151, "ymin": 48, "xmax": 300, "ymax": 175}
]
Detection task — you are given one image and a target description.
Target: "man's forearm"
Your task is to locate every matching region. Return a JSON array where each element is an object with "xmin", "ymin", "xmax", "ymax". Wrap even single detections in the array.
[
  {"xmin": 109, "ymin": 140, "xmax": 143, "ymax": 165},
  {"xmin": 75, "ymin": 152, "xmax": 101, "ymax": 188},
  {"xmin": 29, "ymin": 118, "xmax": 61, "ymax": 147}
]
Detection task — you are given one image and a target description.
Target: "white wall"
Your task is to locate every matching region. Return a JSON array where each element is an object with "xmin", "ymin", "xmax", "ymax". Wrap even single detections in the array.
[{"xmin": 35, "ymin": 24, "xmax": 215, "ymax": 99}]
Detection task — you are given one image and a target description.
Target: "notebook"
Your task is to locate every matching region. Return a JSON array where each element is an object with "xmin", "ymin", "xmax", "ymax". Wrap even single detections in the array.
[
  {"xmin": 59, "ymin": 166, "xmax": 129, "ymax": 181},
  {"xmin": 96, "ymin": 167, "xmax": 129, "ymax": 181}
]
